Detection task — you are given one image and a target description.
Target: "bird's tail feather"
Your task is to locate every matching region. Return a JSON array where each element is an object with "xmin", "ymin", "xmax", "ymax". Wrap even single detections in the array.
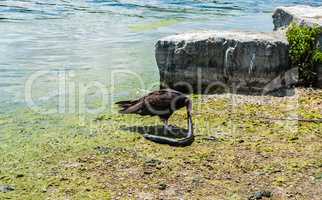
[
  {"xmin": 115, "ymin": 100, "xmax": 132, "ymax": 105},
  {"xmin": 115, "ymin": 100, "xmax": 135, "ymax": 107},
  {"xmin": 115, "ymin": 100, "xmax": 140, "ymax": 113}
]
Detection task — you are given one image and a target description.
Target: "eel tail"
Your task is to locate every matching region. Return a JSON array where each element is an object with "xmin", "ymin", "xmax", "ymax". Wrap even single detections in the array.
[{"xmin": 143, "ymin": 99, "xmax": 194, "ymax": 147}]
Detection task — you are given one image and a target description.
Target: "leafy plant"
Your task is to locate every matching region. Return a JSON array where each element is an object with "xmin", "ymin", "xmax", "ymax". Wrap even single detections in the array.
[
  {"xmin": 286, "ymin": 23, "xmax": 322, "ymax": 86},
  {"xmin": 313, "ymin": 49, "xmax": 322, "ymax": 63}
]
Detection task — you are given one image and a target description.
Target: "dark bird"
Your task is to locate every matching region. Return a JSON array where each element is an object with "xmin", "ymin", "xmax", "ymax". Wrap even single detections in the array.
[{"xmin": 115, "ymin": 89, "xmax": 194, "ymax": 146}]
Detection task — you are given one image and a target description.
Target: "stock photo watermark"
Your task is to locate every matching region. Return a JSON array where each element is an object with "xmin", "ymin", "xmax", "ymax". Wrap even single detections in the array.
[{"xmin": 23, "ymin": 68, "xmax": 300, "ymax": 135}]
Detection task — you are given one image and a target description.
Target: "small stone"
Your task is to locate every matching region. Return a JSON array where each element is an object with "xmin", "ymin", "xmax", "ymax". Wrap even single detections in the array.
[
  {"xmin": 0, "ymin": 185, "xmax": 15, "ymax": 193},
  {"xmin": 270, "ymin": 169, "xmax": 282, "ymax": 174},
  {"xmin": 315, "ymin": 173, "xmax": 322, "ymax": 180},
  {"xmin": 143, "ymin": 170, "xmax": 153, "ymax": 175},
  {"xmin": 289, "ymin": 136, "xmax": 299, "ymax": 141},
  {"xmin": 254, "ymin": 172, "xmax": 266, "ymax": 176},
  {"xmin": 16, "ymin": 174, "xmax": 24, "ymax": 178},
  {"xmin": 238, "ymin": 139, "xmax": 245, "ymax": 143},
  {"xmin": 158, "ymin": 183, "xmax": 167, "ymax": 190},
  {"xmin": 205, "ymin": 136, "xmax": 217, "ymax": 141},
  {"xmin": 192, "ymin": 176, "xmax": 203, "ymax": 184},
  {"xmin": 59, "ymin": 177, "xmax": 69, "ymax": 181},
  {"xmin": 144, "ymin": 159, "xmax": 161, "ymax": 167},
  {"xmin": 94, "ymin": 146, "xmax": 112, "ymax": 154},
  {"xmin": 249, "ymin": 190, "xmax": 272, "ymax": 200}
]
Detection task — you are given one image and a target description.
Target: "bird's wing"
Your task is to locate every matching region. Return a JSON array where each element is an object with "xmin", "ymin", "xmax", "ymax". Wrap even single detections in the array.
[
  {"xmin": 119, "ymin": 100, "xmax": 144, "ymax": 114},
  {"xmin": 117, "ymin": 89, "xmax": 183, "ymax": 115},
  {"xmin": 144, "ymin": 90, "xmax": 178, "ymax": 110}
]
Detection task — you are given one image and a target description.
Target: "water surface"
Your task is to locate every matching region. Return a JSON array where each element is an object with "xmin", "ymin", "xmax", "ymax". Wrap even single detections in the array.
[{"xmin": 0, "ymin": 0, "xmax": 321, "ymax": 114}]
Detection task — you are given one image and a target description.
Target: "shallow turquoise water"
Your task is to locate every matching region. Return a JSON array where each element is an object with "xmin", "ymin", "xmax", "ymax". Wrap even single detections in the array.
[{"xmin": 0, "ymin": 0, "xmax": 321, "ymax": 114}]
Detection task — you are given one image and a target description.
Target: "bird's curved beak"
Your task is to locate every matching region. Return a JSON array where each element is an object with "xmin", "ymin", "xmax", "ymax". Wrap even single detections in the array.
[
  {"xmin": 185, "ymin": 98, "xmax": 193, "ymax": 136},
  {"xmin": 185, "ymin": 99, "xmax": 192, "ymax": 116}
]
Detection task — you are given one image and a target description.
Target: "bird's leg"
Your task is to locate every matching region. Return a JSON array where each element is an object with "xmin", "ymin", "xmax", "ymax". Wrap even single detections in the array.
[
  {"xmin": 160, "ymin": 118, "xmax": 171, "ymax": 132},
  {"xmin": 163, "ymin": 119, "xmax": 169, "ymax": 129}
]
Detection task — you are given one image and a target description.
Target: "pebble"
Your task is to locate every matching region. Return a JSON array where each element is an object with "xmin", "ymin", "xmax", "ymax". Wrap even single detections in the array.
[
  {"xmin": 16, "ymin": 174, "xmax": 24, "ymax": 178},
  {"xmin": 94, "ymin": 146, "xmax": 112, "ymax": 154},
  {"xmin": 0, "ymin": 185, "xmax": 15, "ymax": 193},
  {"xmin": 144, "ymin": 159, "xmax": 161, "ymax": 167},
  {"xmin": 143, "ymin": 169, "xmax": 154, "ymax": 175},
  {"xmin": 248, "ymin": 190, "xmax": 272, "ymax": 200},
  {"xmin": 158, "ymin": 183, "xmax": 167, "ymax": 190}
]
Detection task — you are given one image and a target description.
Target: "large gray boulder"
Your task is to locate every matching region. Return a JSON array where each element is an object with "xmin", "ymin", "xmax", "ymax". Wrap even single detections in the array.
[{"xmin": 155, "ymin": 31, "xmax": 292, "ymax": 94}]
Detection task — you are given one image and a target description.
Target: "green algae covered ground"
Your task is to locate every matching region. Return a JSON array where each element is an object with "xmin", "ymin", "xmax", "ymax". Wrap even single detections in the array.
[{"xmin": 0, "ymin": 89, "xmax": 321, "ymax": 200}]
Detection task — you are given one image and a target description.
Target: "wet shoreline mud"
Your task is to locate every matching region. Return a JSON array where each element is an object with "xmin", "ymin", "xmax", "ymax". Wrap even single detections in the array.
[{"xmin": 1, "ymin": 88, "xmax": 321, "ymax": 199}]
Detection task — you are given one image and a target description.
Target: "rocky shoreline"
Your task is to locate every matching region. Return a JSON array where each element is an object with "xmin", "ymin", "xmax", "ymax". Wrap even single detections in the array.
[
  {"xmin": 155, "ymin": 5, "xmax": 322, "ymax": 94},
  {"xmin": 1, "ymin": 88, "xmax": 321, "ymax": 199}
]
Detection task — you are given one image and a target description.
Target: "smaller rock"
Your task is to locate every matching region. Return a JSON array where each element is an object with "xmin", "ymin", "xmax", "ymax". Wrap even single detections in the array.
[
  {"xmin": 94, "ymin": 146, "xmax": 112, "ymax": 154},
  {"xmin": 248, "ymin": 190, "xmax": 272, "ymax": 200},
  {"xmin": 144, "ymin": 158, "xmax": 162, "ymax": 167},
  {"xmin": 238, "ymin": 139, "xmax": 245, "ymax": 143},
  {"xmin": 204, "ymin": 136, "xmax": 217, "ymax": 141},
  {"xmin": 158, "ymin": 183, "xmax": 167, "ymax": 190},
  {"xmin": 204, "ymin": 131, "xmax": 229, "ymax": 142},
  {"xmin": 315, "ymin": 173, "xmax": 322, "ymax": 180},
  {"xmin": 59, "ymin": 177, "xmax": 69, "ymax": 181},
  {"xmin": 0, "ymin": 185, "xmax": 15, "ymax": 193},
  {"xmin": 143, "ymin": 170, "xmax": 154, "ymax": 175},
  {"xmin": 192, "ymin": 176, "xmax": 203, "ymax": 185},
  {"xmin": 16, "ymin": 174, "xmax": 24, "ymax": 178},
  {"xmin": 288, "ymin": 136, "xmax": 299, "ymax": 141}
]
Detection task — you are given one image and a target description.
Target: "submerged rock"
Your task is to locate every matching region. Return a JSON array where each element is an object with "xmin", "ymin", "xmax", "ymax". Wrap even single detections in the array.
[{"xmin": 155, "ymin": 30, "xmax": 291, "ymax": 94}]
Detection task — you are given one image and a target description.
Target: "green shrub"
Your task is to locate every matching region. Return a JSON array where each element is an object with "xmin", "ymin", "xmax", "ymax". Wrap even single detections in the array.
[
  {"xmin": 313, "ymin": 49, "xmax": 322, "ymax": 63},
  {"xmin": 286, "ymin": 23, "xmax": 322, "ymax": 86}
]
